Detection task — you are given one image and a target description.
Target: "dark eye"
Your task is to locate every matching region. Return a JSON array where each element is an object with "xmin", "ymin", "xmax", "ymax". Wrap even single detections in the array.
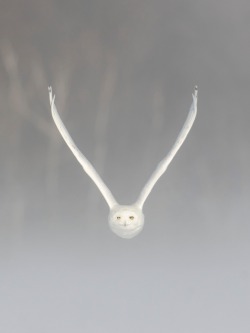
[
  {"xmin": 116, "ymin": 216, "xmax": 121, "ymax": 220},
  {"xmin": 129, "ymin": 216, "xmax": 134, "ymax": 220}
]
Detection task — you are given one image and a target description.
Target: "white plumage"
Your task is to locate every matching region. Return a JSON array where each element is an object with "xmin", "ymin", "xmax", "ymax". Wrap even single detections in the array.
[{"xmin": 48, "ymin": 86, "xmax": 198, "ymax": 239}]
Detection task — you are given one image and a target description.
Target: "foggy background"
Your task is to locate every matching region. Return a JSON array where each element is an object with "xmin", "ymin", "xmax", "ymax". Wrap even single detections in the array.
[{"xmin": 0, "ymin": 0, "xmax": 249, "ymax": 332}]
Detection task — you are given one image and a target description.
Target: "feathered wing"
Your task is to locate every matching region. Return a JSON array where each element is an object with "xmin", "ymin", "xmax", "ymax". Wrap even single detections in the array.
[
  {"xmin": 136, "ymin": 86, "xmax": 198, "ymax": 209},
  {"xmin": 48, "ymin": 87, "xmax": 118, "ymax": 209}
]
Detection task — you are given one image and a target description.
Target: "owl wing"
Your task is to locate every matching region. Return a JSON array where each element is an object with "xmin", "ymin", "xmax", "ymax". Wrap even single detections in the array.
[
  {"xmin": 136, "ymin": 86, "xmax": 198, "ymax": 209},
  {"xmin": 48, "ymin": 87, "xmax": 118, "ymax": 209}
]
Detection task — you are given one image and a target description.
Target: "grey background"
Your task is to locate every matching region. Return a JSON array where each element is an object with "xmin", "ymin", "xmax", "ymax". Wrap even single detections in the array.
[{"xmin": 0, "ymin": 0, "xmax": 249, "ymax": 332}]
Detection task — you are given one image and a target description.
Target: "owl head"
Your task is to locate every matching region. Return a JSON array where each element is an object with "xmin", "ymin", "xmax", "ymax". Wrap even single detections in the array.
[{"xmin": 108, "ymin": 205, "xmax": 145, "ymax": 239}]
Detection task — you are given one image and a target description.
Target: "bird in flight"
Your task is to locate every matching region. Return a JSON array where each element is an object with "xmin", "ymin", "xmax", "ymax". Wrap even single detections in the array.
[{"xmin": 48, "ymin": 85, "xmax": 198, "ymax": 239}]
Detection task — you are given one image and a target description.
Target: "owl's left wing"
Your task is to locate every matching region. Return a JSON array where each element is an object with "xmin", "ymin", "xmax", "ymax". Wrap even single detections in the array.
[{"xmin": 135, "ymin": 86, "xmax": 198, "ymax": 209}]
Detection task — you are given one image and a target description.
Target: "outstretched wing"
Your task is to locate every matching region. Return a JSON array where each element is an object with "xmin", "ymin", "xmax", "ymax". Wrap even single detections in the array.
[
  {"xmin": 136, "ymin": 86, "xmax": 198, "ymax": 209},
  {"xmin": 48, "ymin": 87, "xmax": 118, "ymax": 209}
]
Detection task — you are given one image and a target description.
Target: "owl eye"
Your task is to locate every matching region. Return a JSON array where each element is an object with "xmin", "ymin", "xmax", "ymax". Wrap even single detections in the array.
[
  {"xmin": 129, "ymin": 216, "xmax": 134, "ymax": 220},
  {"xmin": 116, "ymin": 216, "xmax": 121, "ymax": 220}
]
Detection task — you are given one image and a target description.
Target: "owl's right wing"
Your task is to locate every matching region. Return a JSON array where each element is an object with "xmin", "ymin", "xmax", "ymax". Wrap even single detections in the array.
[{"xmin": 48, "ymin": 87, "xmax": 118, "ymax": 209}]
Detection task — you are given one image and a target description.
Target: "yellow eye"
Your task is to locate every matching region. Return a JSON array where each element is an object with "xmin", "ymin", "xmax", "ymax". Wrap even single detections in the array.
[{"xmin": 129, "ymin": 216, "xmax": 134, "ymax": 220}]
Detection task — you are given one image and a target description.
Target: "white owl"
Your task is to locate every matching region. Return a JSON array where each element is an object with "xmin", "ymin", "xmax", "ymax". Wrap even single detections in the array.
[{"xmin": 48, "ymin": 86, "xmax": 198, "ymax": 239}]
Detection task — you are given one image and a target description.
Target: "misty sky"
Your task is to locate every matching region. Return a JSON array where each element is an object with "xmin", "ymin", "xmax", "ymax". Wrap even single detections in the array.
[{"xmin": 0, "ymin": 1, "xmax": 250, "ymax": 332}]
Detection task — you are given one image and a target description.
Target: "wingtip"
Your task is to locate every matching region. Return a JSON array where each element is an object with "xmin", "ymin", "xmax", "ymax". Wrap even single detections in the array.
[
  {"xmin": 193, "ymin": 85, "xmax": 198, "ymax": 99},
  {"xmin": 48, "ymin": 86, "xmax": 55, "ymax": 105}
]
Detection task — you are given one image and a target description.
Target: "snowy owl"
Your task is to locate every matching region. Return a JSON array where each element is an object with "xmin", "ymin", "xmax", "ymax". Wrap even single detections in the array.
[{"xmin": 48, "ymin": 86, "xmax": 198, "ymax": 239}]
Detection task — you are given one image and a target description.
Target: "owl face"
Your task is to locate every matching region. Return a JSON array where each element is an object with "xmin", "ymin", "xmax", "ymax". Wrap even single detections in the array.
[{"xmin": 109, "ymin": 205, "xmax": 144, "ymax": 239}]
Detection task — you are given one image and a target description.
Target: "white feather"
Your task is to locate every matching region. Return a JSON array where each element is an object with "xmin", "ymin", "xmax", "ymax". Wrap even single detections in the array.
[
  {"xmin": 135, "ymin": 86, "xmax": 198, "ymax": 209},
  {"xmin": 48, "ymin": 86, "xmax": 198, "ymax": 238},
  {"xmin": 48, "ymin": 87, "xmax": 118, "ymax": 209}
]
